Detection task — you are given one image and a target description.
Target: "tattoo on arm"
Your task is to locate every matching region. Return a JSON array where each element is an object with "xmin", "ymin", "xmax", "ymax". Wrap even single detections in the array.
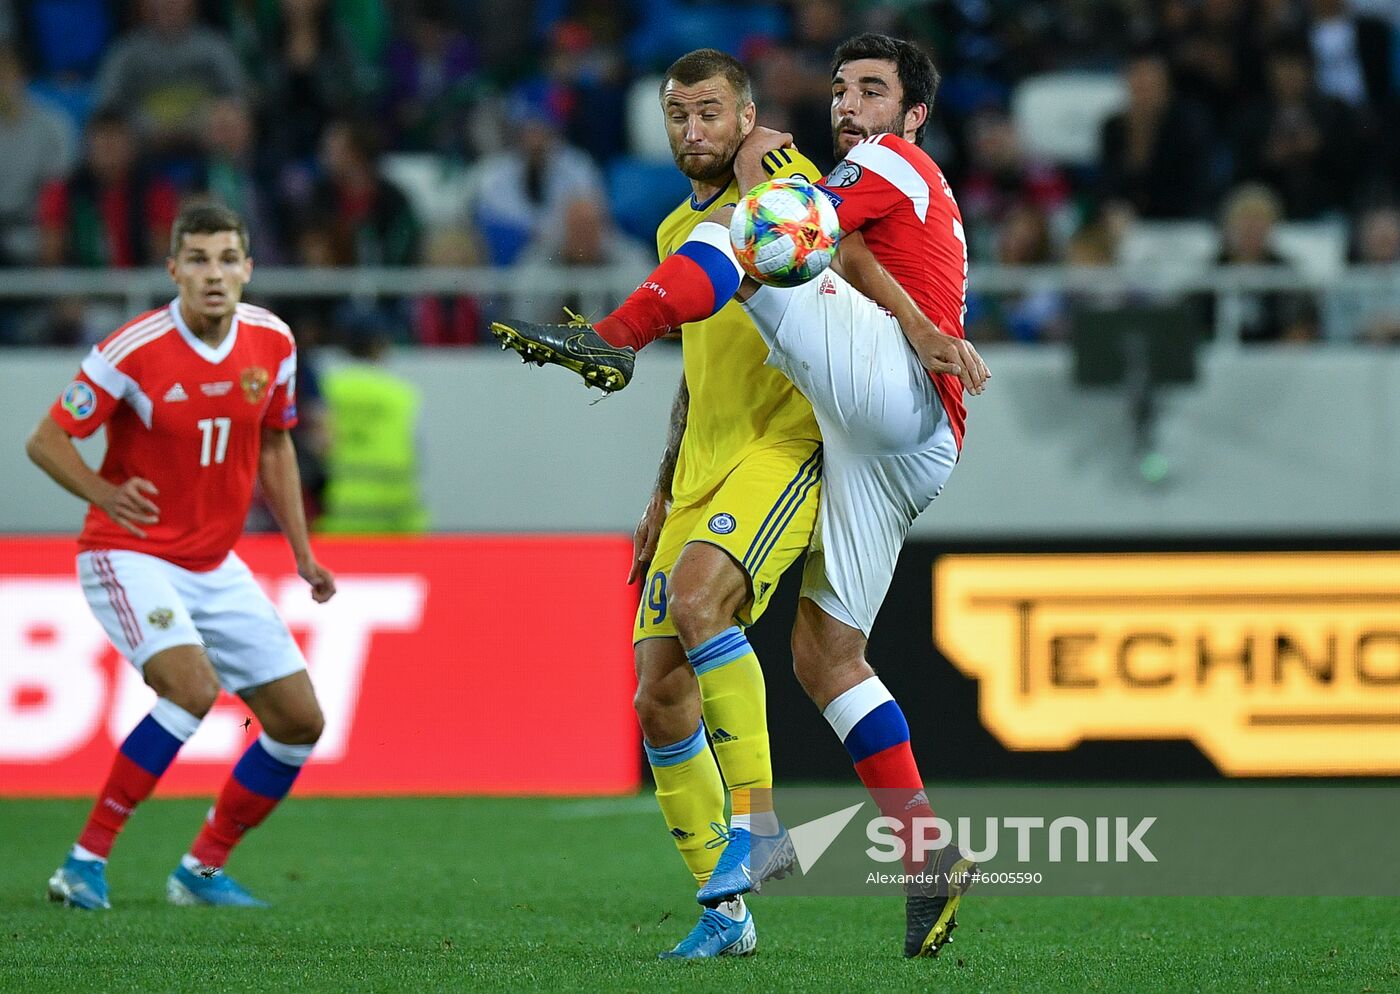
[{"xmin": 654, "ymin": 374, "xmax": 689, "ymax": 496}]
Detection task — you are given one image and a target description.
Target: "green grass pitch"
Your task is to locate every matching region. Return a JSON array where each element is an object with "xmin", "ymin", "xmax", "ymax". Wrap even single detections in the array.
[{"xmin": 3, "ymin": 796, "xmax": 1397, "ymax": 993}]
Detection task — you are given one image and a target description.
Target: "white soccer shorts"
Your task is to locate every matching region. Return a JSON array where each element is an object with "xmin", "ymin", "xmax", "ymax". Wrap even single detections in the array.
[
  {"xmin": 741, "ymin": 271, "xmax": 958, "ymax": 635},
  {"xmin": 77, "ymin": 549, "xmax": 307, "ymax": 693}
]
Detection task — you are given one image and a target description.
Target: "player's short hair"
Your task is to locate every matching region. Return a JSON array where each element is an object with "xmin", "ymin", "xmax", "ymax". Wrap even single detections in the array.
[
  {"xmin": 660, "ymin": 48, "xmax": 753, "ymax": 109},
  {"xmin": 831, "ymin": 33, "xmax": 941, "ymax": 145},
  {"xmin": 170, "ymin": 201, "xmax": 250, "ymax": 257}
]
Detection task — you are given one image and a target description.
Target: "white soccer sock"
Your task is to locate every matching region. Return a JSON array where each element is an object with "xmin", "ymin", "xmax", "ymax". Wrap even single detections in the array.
[{"xmin": 71, "ymin": 843, "xmax": 106, "ymax": 864}]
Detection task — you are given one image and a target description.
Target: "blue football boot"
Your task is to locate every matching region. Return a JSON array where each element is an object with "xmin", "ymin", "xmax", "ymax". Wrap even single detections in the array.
[
  {"xmin": 166, "ymin": 864, "xmax": 268, "ymax": 908},
  {"xmin": 47, "ymin": 855, "xmax": 111, "ymax": 910},
  {"xmin": 696, "ymin": 822, "xmax": 798, "ymax": 905},
  {"xmin": 658, "ymin": 904, "xmax": 757, "ymax": 959}
]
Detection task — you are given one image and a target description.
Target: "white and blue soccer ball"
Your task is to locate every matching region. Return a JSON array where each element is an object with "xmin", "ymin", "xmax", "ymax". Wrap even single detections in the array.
[{"xmin": 729, "ymin": 178, "xmax": 841, "ymax": 287}]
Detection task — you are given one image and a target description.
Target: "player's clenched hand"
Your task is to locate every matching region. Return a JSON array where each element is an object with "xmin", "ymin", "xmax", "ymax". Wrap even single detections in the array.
[
  {"xmin": 911, "ymin": 331, "xmax": 991, "ymax": 395},
  {"xmin": 740, "ymin": 126, "xmax": 794, "ymax": 159},
  {"xmin": 736, "ymin": 126, "xmax": 794, "ymax": 176},
  {"xmin": 99, "ymin": 477, "xmax": 160, "ymax": 538},
  {"xmin": 628, "ymin": 491, "xmax": 670, "ymax": 585},
  {"xmin": 298, "ymin": 559, "xmax": 337, "ymax": 603}
]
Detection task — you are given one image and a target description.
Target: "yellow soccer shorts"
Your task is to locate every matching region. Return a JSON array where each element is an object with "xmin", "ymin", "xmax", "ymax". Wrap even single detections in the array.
[{"xmin": 634, "ymin": 439, "xmax": 822, "ymax": 642}]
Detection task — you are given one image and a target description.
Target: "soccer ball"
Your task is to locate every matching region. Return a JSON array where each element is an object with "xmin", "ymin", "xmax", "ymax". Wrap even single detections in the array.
[{"xmin": 729, "ymin": 178, "xmax": 841, "ymax": 287}]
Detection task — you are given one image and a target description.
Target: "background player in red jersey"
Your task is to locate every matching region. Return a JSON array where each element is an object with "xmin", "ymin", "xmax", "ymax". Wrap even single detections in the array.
[{"xmin": 26, "ymin": 202, "xmax": 336, "ymax": 909}]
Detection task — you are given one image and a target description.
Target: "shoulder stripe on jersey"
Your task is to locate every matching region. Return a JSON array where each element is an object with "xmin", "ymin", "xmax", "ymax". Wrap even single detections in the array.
[
  {"xmin": 102, "ymin": 313, "xmax": 172, "ymax": 364},
  {"xmin": 81, "ymin": 349, "xmax": 153, "ymax": 428},
  {"xmin": 103, "ymin": 317, "xmax": 174, "ymax": 368},
  {"xmin": 846, "ymin": 138, "xmax": 930, "ymax": 222},
  {"xmin": 101, "ymin": 310, "xmax": 165, "ymax": 350},
  {"xmin": 236, "ymin": 303, "xmax": 295, "ymax": 344}
]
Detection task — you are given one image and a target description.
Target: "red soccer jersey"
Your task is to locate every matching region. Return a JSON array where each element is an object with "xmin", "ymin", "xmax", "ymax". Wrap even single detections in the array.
[
  {"xmin": 819, "ymin": 133, "xmax": 969, "ymax": 448},
  {"xmin": 49, "ymin": 301, "xmax": 298, "ymax": 571}
]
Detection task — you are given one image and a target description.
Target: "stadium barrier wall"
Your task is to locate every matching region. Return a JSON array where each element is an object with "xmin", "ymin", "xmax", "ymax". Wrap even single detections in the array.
[
  {"xmin": 6, "ymin": 346, "xmax": 1400, "ymax": 538},
  {"xmin": 0, "ymin": 535, "xmax": 641, "ymax": 797}
]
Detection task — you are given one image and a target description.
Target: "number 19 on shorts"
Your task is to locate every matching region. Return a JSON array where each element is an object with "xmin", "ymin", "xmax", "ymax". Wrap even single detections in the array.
[{"xmin": 197, "ymin": 417, "xmax": 231, "ymax": 466}]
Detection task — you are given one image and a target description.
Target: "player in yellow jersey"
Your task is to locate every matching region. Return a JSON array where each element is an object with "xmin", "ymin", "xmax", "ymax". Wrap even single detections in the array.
[
  {"xmin": 623, "ymin": 50, "xmax": 822, "ymax": 959},
  {"xmin": 498, "ymin": 49, "xmax": 820, "ymax": 959}
]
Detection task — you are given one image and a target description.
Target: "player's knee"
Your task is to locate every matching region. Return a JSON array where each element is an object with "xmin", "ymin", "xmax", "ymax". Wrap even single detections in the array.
[
  {"xmin": 279, "ymin": 706, "xmax": 325, "ymax": 746},
  {"xmin": 667, "ymin": 582, "xmax": 737, "ymax": 644},
  {"xmin": 156, "ymin": 671, "xmax": 220, "ymax": 717}
]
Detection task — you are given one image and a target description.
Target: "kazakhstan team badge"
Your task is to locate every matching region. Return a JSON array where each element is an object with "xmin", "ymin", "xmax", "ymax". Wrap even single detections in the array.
[
  {"xmin": 240, "ymin": 366, "xmax": 270, "ymax": 404},
  {"xmin": 147, "ymin": 607, "xmax": 174, "ymax": 630},
  {"xmin": 708, "ymin": 513, "xmax": 737, "ymax": 535}
]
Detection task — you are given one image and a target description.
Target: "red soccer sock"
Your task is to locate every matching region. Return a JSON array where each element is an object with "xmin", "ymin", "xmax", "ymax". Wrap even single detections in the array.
[
  {"xmin": 77, "ymin": 753, "xmax": 162, "ymax": 858},
  {"xmin": 188, "ymin": 735, "xmax": 306, "ymax": 868},
  {"xmin": 854, "ymin": 743, "xmax": 938, "ymax": 874},
  {"xmin": 594, "ymin": 224, "xmax": 743, "ymax": 349},
  {"xmin": 77, "ymin": 708, "xmax": 192, "ymax": 858},
  {"xmin": 189, "ymin": 778, "xmax": 281, "ymax": 868}
]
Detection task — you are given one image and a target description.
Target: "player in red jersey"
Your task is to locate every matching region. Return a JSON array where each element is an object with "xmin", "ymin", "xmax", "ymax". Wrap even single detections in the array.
[
  {"xmin": 493, "ymin": 34, "xmax": 986, "ymax": 958},
  {"xmin": 27, "ymin": 202, "xmax": 336, "ymax": 910}
]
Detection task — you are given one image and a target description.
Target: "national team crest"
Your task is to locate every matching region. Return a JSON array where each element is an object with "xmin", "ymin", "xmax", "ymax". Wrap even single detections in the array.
[
  {"xmin": 147, "ymin": 607, "xmax": 174, "ymax": 630},
  {"xmin": 240, "ymin": 366, "xmax": 270, "ymax": 404},
  {"xmin": 61, "ymin": 381, "xmax": 96, "ymax": 419},
  {"xmin": 709, "ymin": 513, "xmax": 737, "ymax": 535}
]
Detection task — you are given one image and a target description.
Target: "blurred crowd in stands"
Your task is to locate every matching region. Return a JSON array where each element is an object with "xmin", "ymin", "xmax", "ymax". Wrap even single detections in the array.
[{"xmin": 1, "ymin": 0, "xmax": 1398, "ymax": 347}]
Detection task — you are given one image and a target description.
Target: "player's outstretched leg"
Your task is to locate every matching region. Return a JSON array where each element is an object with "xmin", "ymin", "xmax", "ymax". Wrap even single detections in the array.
[
  {"xmin": 168, "ymin": 731, "xmax": 314, "ymax": 908},
  {"xmin": 491, "ymin": 218, "xmax": 742, "ymax": 390},
  {"xmin": 658, "ymin": 896, "xmax": 757, "ymax": 959},
  {"xmin": 48, "ymin": 695, "xmax": 205, "ymax": 910},
  {"xmin": 489, "ymin": 312, "xmax": 636, "ymax": 392}
]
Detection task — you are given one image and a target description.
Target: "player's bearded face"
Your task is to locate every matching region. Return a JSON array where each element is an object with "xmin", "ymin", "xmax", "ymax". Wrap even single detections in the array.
[
  {"xmin": 831, "ymin": 58, "xmax": 913, "ymax": 158},
  {"xmin": 663, "ymin": 78, "xmax": 751, "ymax": 183},
  {"xmin": 168, "ymin": 230, "xmax": 252, "ymax": 323}
]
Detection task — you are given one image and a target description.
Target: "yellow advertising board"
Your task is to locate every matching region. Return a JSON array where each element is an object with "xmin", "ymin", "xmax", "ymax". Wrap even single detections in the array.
[{"xmin": 933, "ymin": 552, "xmax": 1400, "ymax": 776}]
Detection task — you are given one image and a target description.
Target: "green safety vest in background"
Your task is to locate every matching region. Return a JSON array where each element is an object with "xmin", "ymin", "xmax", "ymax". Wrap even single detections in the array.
[{"xmin": 318, "ymin": 365, "xmax": 429, "ymax": 534}]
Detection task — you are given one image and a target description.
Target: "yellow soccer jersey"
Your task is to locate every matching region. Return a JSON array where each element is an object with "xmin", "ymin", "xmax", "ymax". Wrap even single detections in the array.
[{"xmin": 657, "ymin": 147, "xmax": 823, "ymax": 505}]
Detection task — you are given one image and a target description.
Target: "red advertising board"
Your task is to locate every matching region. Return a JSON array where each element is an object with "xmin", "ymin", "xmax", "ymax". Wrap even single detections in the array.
[{"xmin": 0, "ymin": 536, "xmax": 641, "ymax": 796}]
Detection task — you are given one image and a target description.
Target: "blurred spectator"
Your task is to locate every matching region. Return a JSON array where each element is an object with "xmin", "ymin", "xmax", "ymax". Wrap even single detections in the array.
[
  {"xmin": 92, "ymin": 0, "xmax": 247, "ymax": 151},
  {"xmin": 194, "ymin": 97, "xmax": 282, "ymax": 261},
  {"xmin": 1214, "ymin": 183, "xmax": 1319, "ymax": 343},
  {"xmin": 967, "ymin": 203, "xmax": 1068, "ymax": 343},
  {"xmin": 255, "ymin": 0, "xmax": 375, "ymax": 175},
  {"xmin": 1233, "ymin": 40, "xmax": 1361, "ymax": 218},
  {"xmin": 1306, "ymin": 0, "xmax": 1393, "ymax": 107},
  {"xmin": 514, "ymin": 194, "xmax": 651, "ymax": 322},
  {"xmin": 466, "ymin": 93, "xmax": 604, "ymax": 265},
  {"xmin": 1161, "ymin": 0, "xmax": 1260, "ymax": 133},
  {"xmin": 1099, "ymin": 49, "xmax": 1214, "ymax": 219},
  {"xmin": 751, "ymin": 0, "xmax": 847, "ymax": 164},
  {"xmin": 1325, "ymin": 205, "xmax": 1400, "ymax": 342},
  {"xmin": 302, "ymin": 118, "xmax": 422, "ymax": 265},
  {"xmin": 37, "ymin": 110, "xmax": 179, "ymax": 267},
  {"xmin": 384, "ymin": 0, "xmax": 480, "ymax": 154},
  {"xmin": 318, "ymin": 319, "xmax": 429, "ymax": 534},
  {"xmin": 0, "ymin": 45, "xmax": 75, "ymax": 265},
  {"xmin": 413, "ymin": 226, "xmax": 486, "ymax": 345},
  {"xmin": 538, "ymin": 14, "xmax": 630, "ymax": 166},
  {"xmin": 959, "ymin": 106, "xmax": 1071, "ymax": 263}
]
